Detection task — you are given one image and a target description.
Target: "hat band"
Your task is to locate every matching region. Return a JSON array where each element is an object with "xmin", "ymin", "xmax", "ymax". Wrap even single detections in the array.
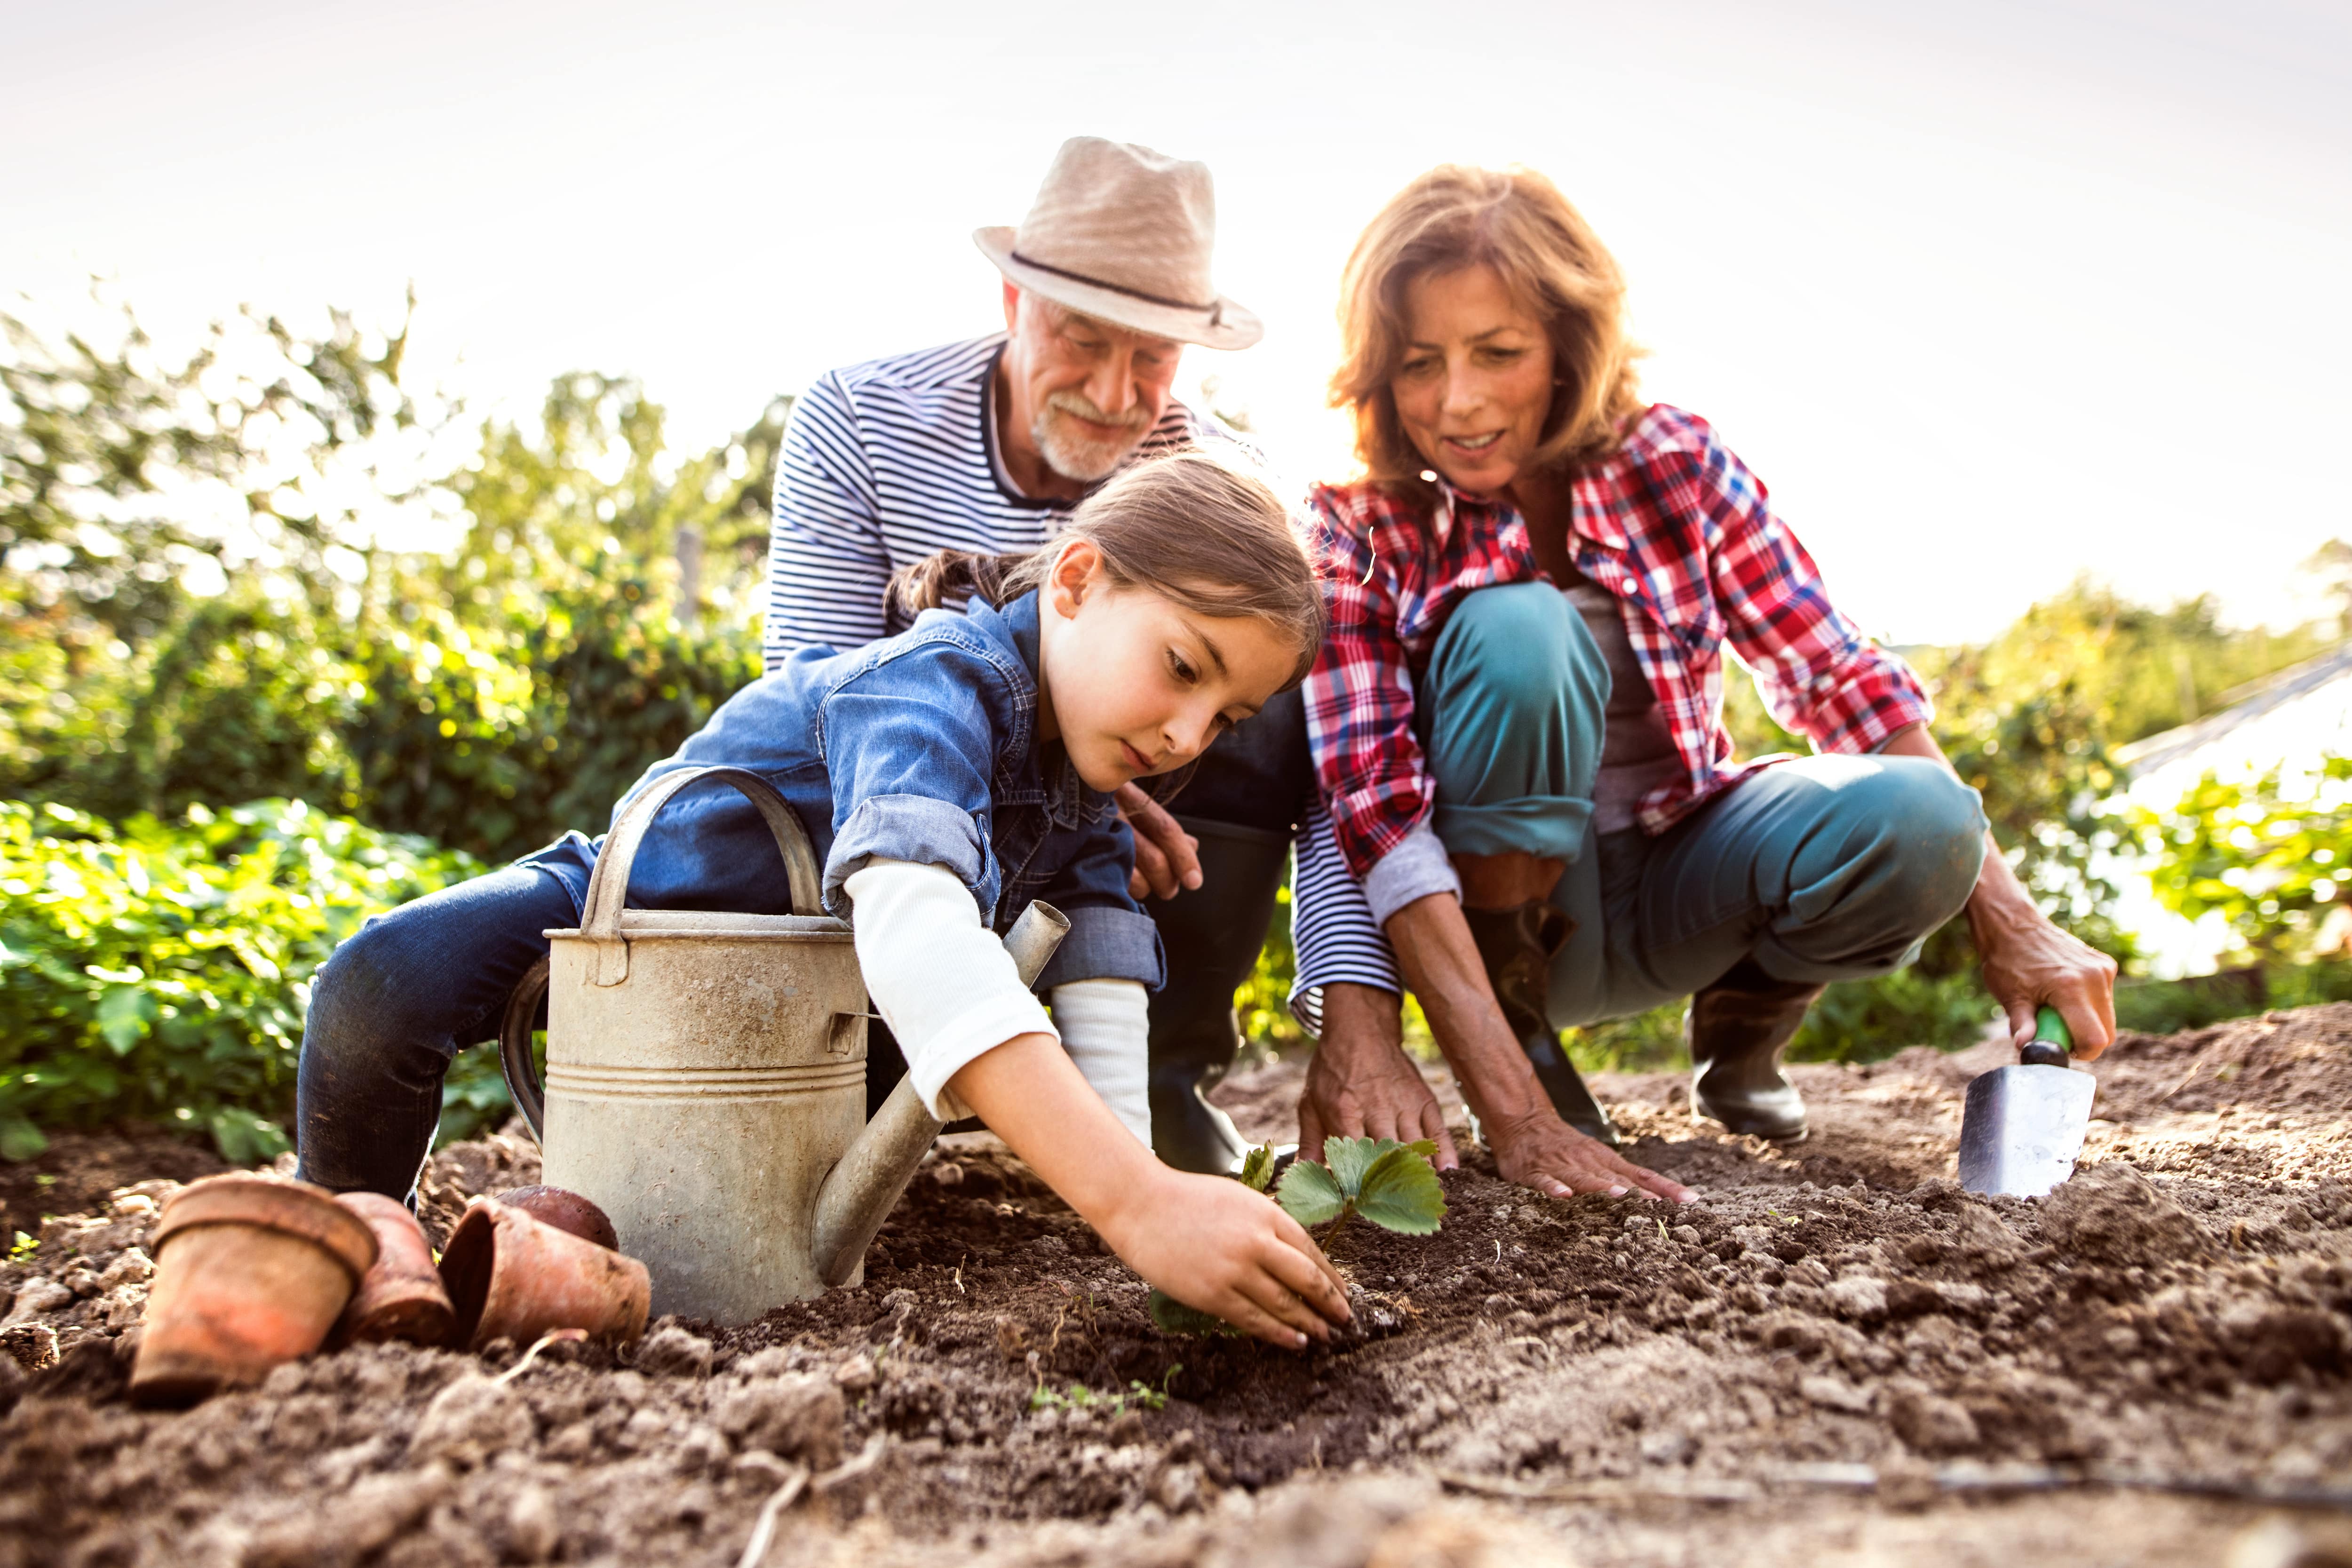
[{"xmin": 1010, "ymin": 249, "xmax": 1217, "ymax": 317}]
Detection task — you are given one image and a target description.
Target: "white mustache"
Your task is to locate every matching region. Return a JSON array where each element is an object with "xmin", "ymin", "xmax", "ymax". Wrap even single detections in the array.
[{"xmin": 1044, "ymin": 391, "xmax": 1151, "ymax": 433}]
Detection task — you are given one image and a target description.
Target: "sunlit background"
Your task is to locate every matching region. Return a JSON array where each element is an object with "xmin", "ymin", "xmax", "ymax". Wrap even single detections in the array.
[
  {"xmin": 3, "ymin": 0, "xmax": 2350, "ymax": 1170},
  {"xmin": 8, "ymin": 0, "xmax": 2348, "ymax": 642}
]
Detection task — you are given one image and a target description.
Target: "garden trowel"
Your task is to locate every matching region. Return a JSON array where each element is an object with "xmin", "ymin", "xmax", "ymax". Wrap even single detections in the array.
[{"xmin": 1958, "ymin": 1007, "xmax": 2095, "ymax": 1198}]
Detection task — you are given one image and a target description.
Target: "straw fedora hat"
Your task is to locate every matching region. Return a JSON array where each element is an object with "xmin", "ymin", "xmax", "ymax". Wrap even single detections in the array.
[{"xmin": 975, "ymin": 137, "xmax": 1262, "ymax": 351}]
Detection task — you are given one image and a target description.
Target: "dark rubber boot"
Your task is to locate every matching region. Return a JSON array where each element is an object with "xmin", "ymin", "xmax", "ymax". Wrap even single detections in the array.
[
  {"xmin": 1459, "ymin": 901, "xmax": 1618, "ymax": 1146},
  {"xmin": 1687, "ymin": 956, "xmax": 1821, "ymax": 1142},
  {"xmin": 1144, "ymin": 819, "xmax": 1292, "ymax": 1174}
]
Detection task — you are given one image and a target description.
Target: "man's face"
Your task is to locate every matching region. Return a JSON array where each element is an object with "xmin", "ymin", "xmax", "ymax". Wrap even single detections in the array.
[{"xmin": 1001, "ymin": 285, "xmax": 1183, "ymax": 483}]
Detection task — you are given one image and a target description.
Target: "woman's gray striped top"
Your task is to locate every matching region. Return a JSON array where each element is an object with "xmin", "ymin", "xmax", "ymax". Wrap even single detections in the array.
[{"xmin": 763, "ymin": 332, "xmax": 1402, "ymax": 1021}]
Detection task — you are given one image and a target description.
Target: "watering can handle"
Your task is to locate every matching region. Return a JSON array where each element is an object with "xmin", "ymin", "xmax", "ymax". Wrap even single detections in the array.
[
  {"xmin": 578, "ymin": 765, "xmax": 826, "ymax": 987},
  {"xmin": 500, "ymin": 956, "xmax": 551, "ymax": 1142}
]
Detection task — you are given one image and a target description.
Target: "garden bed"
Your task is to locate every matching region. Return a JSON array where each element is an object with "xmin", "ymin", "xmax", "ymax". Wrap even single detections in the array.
[{"xmin": 6, "ymin": 1007, "xmax": 2352, "ymax": 1567}]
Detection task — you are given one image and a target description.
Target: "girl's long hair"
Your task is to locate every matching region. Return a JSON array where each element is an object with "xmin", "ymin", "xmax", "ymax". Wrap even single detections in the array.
[
  {"xmin": 887, "ymin": 450, "xmax": 1326, "ymax": 688},
  {"xmin": 1331, "ymin": 164, "xmax": 1646, "ymax": 491}
]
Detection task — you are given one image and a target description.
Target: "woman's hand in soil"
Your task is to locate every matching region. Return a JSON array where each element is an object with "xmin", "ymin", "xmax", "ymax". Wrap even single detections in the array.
[
  {"xmin": 1488, "ymin": 1108, "xmax": 1695, "ymax": 1204},
  {"xmin": 1104, "ymin": 1170, "xmax": 1352, "ymax": 1350},
  {"xmin": 1115, "ymin": 783, "xmax": 1201, "ymax": 901},
  {"xmin": 1300, "ymin": 983, "xmax": 1460, "ymax": 1170}
]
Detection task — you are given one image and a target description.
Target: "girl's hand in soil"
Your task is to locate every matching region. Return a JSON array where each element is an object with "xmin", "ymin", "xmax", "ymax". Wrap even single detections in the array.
[
  {"xmin": 1103, "ymin": 1170, "xmax": 1352, "ymax": 1349},
  {"xmin": 946, "ymin": 1030, "xmax": 1350, "ymax": 1349},
  {"xmin": 1488, "ymin": 1108, "xmax": 1696, "ymax": 1204}
]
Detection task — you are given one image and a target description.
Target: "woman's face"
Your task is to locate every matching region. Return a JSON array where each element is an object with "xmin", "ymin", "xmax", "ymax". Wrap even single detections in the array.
[
  {"xmin": 1389, "ymin": 264, "xmax": 1556, "ymax": 497},
  {"xmin": 1036, "ymin": 542, "xmax": 1298, "ymax": 795}
]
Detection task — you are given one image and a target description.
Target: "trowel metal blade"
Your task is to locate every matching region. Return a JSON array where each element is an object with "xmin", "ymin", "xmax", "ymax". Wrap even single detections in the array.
[{"xmin": 1957, "ymin": 1063, "xmax": 2097, "ymax": 1197}]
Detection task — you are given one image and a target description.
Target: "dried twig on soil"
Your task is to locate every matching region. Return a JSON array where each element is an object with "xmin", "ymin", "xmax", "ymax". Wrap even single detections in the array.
[{"xmin": 732, "ymin": 1465, "xmax": 810, "ymax": 1568}]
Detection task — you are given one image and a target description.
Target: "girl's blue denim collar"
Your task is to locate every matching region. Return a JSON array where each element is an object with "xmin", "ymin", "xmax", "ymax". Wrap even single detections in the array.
[{"xmin": 988, "ymin": 589, "xmax": 1114, "ymax": 830}]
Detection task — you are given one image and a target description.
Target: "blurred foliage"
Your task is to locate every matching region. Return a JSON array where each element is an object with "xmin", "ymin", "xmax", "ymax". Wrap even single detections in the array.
[
  {"xmin": 2134, "ymin": 756, "xmax": 2352, "ymax": 965},
  {"xmin": 0, "ymin": 798, "xmax": 480, "ymax": 1162}
]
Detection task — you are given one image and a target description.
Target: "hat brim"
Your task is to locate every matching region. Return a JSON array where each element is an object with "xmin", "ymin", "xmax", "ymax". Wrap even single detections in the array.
[{"xmin": 974, "ymin": 228, "xmax": 1262, "ymax": 351}]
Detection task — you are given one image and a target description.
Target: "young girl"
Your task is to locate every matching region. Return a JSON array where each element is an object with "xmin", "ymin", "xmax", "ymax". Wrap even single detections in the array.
[{"xmin": 294, "ymin": 453, "xmax": 1350, "ymax": 1348}]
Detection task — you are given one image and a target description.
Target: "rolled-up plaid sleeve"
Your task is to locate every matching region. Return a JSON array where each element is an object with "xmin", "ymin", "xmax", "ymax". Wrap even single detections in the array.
[
  {"xmin": 1303, "ymin": 492, "xmax": 1436, "ymax": 881},
  {"xmin": 1691, "ymin": 433, "xmax": 1933, "ymax": 756}
]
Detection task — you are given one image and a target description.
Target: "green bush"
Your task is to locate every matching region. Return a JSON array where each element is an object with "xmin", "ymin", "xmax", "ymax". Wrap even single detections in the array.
[{"xmin": 0, "ymin": 798, "xmax": 480, "ymax": 1162}]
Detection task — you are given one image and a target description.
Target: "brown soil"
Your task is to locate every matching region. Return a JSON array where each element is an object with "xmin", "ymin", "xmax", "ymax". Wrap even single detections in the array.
[{"xmin": 6, "ymin": 1007, "xmax": 2352, "ymax": 1567}]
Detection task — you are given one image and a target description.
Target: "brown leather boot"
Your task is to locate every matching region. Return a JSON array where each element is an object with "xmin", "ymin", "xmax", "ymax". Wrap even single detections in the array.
[
  {"xmin": 1686, "ymin": 957, "xmax": 1821, "ymax": 1142},
  {"xmin": 1459, "ymin": 901, "xmax": 1618, "ymax": 1146}
]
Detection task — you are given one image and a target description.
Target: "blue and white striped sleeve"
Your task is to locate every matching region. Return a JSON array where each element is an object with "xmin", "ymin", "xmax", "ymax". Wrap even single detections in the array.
[
  {"xmin": 1287, "ymin": 794, "xmax": 1403, "ymax": 1036},
  {"xmin": 766, "ymin": 372, "xmax": 890, "ymax": 669}
]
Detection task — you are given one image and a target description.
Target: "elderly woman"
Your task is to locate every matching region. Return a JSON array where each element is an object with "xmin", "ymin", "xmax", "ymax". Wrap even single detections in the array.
[{"xmin": 1299, "ymin": 165, "xmax": 2118, "ymax": 1201}]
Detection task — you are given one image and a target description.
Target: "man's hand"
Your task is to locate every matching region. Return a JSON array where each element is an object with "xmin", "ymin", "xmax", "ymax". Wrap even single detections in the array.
[
  {"xmin": 1299, "ymin": 983, "xmax": 1458, "ymax": 1170},
  {"xmin": 1487, "ymin": 1108, "xmax": 1695, "ymax": 1203},
  {"xmin": 1976, "ymin": 909, "xmax": 2120, "ymax": 1060},
  {"xmin": 1115, "ymin": 782, "xmax": 1201, "ymax": 902}
]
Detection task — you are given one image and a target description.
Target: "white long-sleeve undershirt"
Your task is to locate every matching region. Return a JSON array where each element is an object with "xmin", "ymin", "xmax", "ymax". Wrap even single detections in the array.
[{"xmin": 842, "ymin": 859, "xmax": 1152, "ymax": 1144}]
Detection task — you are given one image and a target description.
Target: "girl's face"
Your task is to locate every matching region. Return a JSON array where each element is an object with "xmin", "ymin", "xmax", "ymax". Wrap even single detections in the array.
[
  {"xmin": 1037, "ymin": 542, "xmax": 1299, "ymax": 794},
  {"xmin": 1389, "ymin": 263, "xmax": 1556, "ymax": 497}
]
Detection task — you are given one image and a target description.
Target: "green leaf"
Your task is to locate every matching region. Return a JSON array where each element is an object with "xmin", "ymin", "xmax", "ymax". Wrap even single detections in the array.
[
  {"xmin": 96, "ymin": 986, "xmax": 153, "ymax": 1054},
  {"xmin": 1354, "ymin": 1144, "xmax": 1447, "ymax": 1235},
  {"xmin": 1147, "ymin": 1289, "xmax": 1238, "ymax": 1337},
  {"xmin": 1275, "ymin": 1158, "xmax": 1347, "ymax": 1227},
  {"xmin": 209, "ymin": 1109, "xmax": 291, "ymax": 1166},
  {"xmin": 1237, "ymin": 1142, "xmax": 1276, "ymax": 1193},
  {"xmin": 0, "ymin": 1117, "xmax": 48, "ymax": 1163},
  {"xmin": 1322, "ymin": 1135, "xmax": 1391, "ymax": 1194}
]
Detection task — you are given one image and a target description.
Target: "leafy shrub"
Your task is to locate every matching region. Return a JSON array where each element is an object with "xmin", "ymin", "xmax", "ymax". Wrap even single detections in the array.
[
  {"xmin": 2135, "ymin": 757, "xmax": 2351, "ymax": 964},
  {"xmin": 0, "ymin": 798, "xmax": 480, "ymax": 1162}
]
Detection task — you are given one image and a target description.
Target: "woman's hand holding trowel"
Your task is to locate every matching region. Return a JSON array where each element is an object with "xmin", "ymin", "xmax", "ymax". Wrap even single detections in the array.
[{"xmin": 1974, "ymin": 908, "xmax": 2121, "ymax": 1060}]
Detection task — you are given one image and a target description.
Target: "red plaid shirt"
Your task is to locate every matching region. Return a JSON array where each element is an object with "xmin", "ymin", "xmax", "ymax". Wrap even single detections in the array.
[{"xmin": 1304, "ymin": 405, "xmax": 1934, "ymax": 880}]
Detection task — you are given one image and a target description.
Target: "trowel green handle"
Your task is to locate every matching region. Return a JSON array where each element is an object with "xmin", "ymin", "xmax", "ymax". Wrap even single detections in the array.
[{"xmin": 2021, "ymin": 1006, "xmax": 2073, "ymax": 1069}]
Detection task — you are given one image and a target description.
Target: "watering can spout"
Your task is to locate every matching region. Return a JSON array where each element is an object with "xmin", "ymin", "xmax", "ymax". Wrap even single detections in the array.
[{"xmin": 810, "ymin": 900, "xmax": 1071, "ymax": 1288}]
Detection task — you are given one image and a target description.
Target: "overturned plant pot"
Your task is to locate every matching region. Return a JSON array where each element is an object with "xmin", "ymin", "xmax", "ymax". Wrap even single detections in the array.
[
  {"xmin": 329, "ymin": 1193, "xmax": 456, "ymax": 1349},
  {"xmin": 497, "ymin": 1185, "xmax": 620, "ymax": 1252},
  {"xmin": 130, "ymin": 1174, "xmax": 379, "ymax": 1409},
  {"xmin": 438, "ymin": 1196, "xmax": 649, "ymax": 1353}
]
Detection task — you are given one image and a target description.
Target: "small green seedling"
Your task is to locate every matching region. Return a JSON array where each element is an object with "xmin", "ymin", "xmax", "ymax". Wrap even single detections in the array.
[
  {"xmin": 1148, "ymin": 1138, "xmax": 1447, "ymax": 1338},
  {"xmin": 1275, "ymin": 1136, "xmax": 1447, "ymax": 1241},
  {"xmin": 1029, "ymin": 1365, "xmax": 1181, "ymax": 1415},
  {"xmin": 8, "ymin": 1231, "xmax": 36, "ymax": 1263}
]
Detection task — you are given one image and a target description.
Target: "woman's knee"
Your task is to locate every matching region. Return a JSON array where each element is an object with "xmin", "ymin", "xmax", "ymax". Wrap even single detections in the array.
[
  {"xmin": 1865, "ymin": 759, "xmax": 1988, "ymax": 918},
  {"xmin": 1432, "ymin": 582, "xmax": 1608, "ymax": 717}
]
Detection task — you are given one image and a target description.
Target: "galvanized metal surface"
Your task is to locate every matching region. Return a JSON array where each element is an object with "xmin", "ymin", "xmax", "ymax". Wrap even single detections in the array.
[{"xmin": 1957, "ymin": 1063, "xmax": 2098, "ymax": 1197}]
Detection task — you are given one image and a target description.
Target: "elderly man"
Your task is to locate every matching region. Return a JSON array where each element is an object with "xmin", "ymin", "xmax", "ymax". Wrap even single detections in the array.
[{"xmin": 764, "ymin": 136, "xmax": 1397, "ymax": 1172}]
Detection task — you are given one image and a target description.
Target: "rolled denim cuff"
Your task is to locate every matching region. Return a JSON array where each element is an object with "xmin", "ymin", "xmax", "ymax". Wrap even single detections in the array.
[
  {"xmin": 1430, "ymin": 793, "xmax": 1594, "ymax": 863},
  {"xmin": 1361, "ymin": 820, "xmax": 1462, "ymax": 927},
  {"xmin": 1035, "ymin": 905, "xmax": 1166, "ymax": 992},
  {"xmin": 823, "ymin": 793, "xmax": 987, "ymax": 917}
]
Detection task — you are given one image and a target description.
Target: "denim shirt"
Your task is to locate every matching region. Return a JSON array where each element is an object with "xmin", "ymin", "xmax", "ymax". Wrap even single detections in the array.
[{"xmin": 518, "ymin": 590, "xmax": 1162, "ymax": 992}]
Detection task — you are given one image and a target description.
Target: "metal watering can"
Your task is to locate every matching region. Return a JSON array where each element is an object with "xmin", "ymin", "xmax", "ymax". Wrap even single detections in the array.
[{"xmin": 498, "ymin": 765, "xmax": 1067, "ymax": 1323}]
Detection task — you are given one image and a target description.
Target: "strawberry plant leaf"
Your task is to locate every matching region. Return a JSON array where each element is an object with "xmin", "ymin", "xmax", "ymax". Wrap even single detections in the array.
[
  {"xmin": 1237, "ymin": 1143, "xmax": 1276, "ymax": 1193},
  {"xmin": 1322, "ymin": 1135, "xmax": 1397, "ymax": 1193},
  {"xmin": 1148, "ymin": 1289, "xmax": 1238, "ymax": 1337},
  {"xmin": 1276, "ymin": 1157, "xmax": 1347, "ymax": 1226},
  {"xmin": 1355, "ymin": 1144, "xmax": 1446, "ymax": 1235}
]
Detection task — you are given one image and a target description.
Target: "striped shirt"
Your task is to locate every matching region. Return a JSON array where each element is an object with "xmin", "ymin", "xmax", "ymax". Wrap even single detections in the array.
[{"xmin": 763, "ymin": 333, "xmax": 1402, "ymax": 1024}]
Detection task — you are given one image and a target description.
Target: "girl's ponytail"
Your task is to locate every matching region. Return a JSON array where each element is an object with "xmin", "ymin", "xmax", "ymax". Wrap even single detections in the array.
[{"xmin": 883, "ymin": 450, "xmax": 1327, "ymax": 685}]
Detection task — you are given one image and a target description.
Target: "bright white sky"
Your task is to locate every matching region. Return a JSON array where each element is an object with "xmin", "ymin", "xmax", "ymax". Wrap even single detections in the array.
[{"xmin": 6, "ymin": 0, "xmax": 2348, "ymax": 644}]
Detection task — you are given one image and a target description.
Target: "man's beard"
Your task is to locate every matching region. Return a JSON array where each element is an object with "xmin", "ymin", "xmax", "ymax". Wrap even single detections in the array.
[{"xmin": 1033, "ymin": 391, "xmax": 1152, "ymax": 484}]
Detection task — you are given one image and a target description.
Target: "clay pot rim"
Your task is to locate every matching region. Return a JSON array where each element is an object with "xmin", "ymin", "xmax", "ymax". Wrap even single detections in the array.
[{"xmin": 155, "ymin": 1173, "xmax": 379, "ymax": 1284}]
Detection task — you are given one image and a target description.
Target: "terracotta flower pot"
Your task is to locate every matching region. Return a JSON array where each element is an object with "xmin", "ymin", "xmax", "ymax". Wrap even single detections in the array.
[
  {"xmin": 130, "ymin": 1174, "xmax": 378, "ymax": 1408},
  {"xmin": 438, "ymin": 1197, "xmax": 649, "ymax": 1352},
  {"xmin": 328, "ymin": 1193, "xmax": 456, "ymax": 1349},
  {"xmin": 497, "ymin": 1185, "xmax": 620, "ymax": 1252}
]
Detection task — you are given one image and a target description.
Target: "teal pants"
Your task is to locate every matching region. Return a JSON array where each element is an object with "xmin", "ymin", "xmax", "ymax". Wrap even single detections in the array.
[{"xmin": 1421, "ymin": 583, "xmax": 1988, "ymax": 1027}]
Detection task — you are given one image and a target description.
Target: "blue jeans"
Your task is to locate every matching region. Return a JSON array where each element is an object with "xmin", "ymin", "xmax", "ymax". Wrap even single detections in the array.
[
  {"xmin": 294, "ymin": 864, "xmax": 580, "ymax": 1197},
  {"xmin": 1421, "ymin": 583, "xmax": 1988, "ymax": 1026}
]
